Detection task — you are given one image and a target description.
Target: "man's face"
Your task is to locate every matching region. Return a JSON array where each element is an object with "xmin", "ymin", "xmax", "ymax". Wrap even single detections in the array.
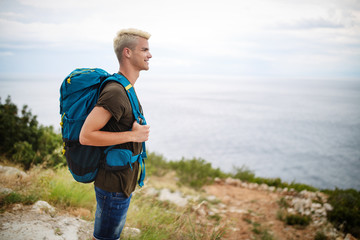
[{"xmin": 130, "ymin": 37, "xmax": 152, "ymax": 71}]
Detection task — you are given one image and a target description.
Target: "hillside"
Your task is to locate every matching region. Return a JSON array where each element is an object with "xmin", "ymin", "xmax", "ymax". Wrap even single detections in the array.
[{"xmin": 0, "ymin": 164, "xmax": 357, "ymax": 240}]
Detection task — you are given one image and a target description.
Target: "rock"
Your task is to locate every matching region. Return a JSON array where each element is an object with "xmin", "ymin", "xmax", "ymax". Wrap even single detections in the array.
[
  {"xmin": 218, "ymin": 203, "xmax": 227, "ymax": 209},
  {"xmin": 345, "ymin": 233, "xmax": 357, "ymax": 240},
  {"xmin": 268, "ymin": 186, "xmax": 276, "ymax": 192},
  {"xmin": 292, "ymin": 198, "xmax": 312, "ymax": 214},
  {"xmin": 287, "ymin": 208, "xmax": 296, "ymax": 214},
  {"xmin": 0, "ymin": 207, "xmax": 93, "ymax": 240},
  {"xmin": 122, "ymin": 227, "xmax": 141, "ymax": 238},
  {"xmin": 225, "ymin": 177, "xmax": 241, "ymax": 186},
  {"xmin": 311, "ymin": 203, "xmax": 322, "ymax": 211},
  {"xmin": 158, "ymin": 189, "xmax": 188, "ymax": 207},
  {"xmin": 303, "ymin": 209, "xmax": 311, "ymax": 216},
  {"xmin": 324, "ymin": 203, "xmax": 333, "ymax": 211},
  {"xmin": 214, "ymin": 177, "xmax": 223, "ymax": 184},
  {"xmin": 12, "ymin": 204, "xmax": 23, "ymax": 211},
  {"xmin": 206, "ymin": 195, "xmax": 218, "ymax": 202},
  {"xmin": 0, "ymin": 165, "xmax": 28, "ymax": 178},
  {"xmin": 248, "ymin": 183, "xmax": 259, "ymax": 190},
  {"xmin": 292, "ymin": 198, "xmax": 305, "ymax": 214},
  {"xmin": 0, "ymin": 187, "xmax": 13, "ymax": 195},
  {"xmin": 227, "ymin": 207, "xmax": 247, "ymax": 214},
  {"xmin": 144, "ymin": 187, "xmax": 158, "ymax": 196},
  {"xmin": 259, "ymin": 184, "xmax": 269, "ymax": 191},
  {"xmin": 241, "ymin": 182, "xmax": 249, "ymax": 188},
  {"xmin": 193, "ymin": 201, "xmax": 208, "ymax": 217},
  {"xmin": 314, "ymin": 208, "xmax": 326, "ymax": 217},
  {"xmin": 300, "ymin": 190, "xmax": 316, "ymax": 199},
  {"xmin": 32, "ymin": 200, "xmax": 56, "ymax": 215}
]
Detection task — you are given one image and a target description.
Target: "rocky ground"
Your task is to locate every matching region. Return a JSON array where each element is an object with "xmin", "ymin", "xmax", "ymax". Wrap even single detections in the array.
[
  {"xmin": 203, "ymin": 178, "xmax": 338, "ymax": 240},
  {"xmin": 0, "ymin": 165, "xmax": 358, "ymax": 240}
]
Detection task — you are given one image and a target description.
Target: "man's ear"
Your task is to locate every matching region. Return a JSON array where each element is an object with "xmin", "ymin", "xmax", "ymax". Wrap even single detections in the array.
[{"xmin": 123, "ymin": 47, "xmax": 131, "ymax": 58}]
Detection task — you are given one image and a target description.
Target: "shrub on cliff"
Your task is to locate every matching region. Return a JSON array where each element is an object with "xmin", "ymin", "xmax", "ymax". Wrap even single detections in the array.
[
  {"xmin": 0, "ymin": 96, "xmax": 65, "ymax": 169},
  {"xmin": 325, "ymin": 188, "xmax": 360, "ymax": 238},
  {"xmin": 169, "ymin": 158, "xmax": 227, "ymax": 188}
]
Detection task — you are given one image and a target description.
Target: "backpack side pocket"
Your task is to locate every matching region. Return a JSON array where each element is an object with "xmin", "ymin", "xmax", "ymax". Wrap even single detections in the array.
[{"xmin": 105, "ymin": 148, "xmax": 136, "ymax": 171}]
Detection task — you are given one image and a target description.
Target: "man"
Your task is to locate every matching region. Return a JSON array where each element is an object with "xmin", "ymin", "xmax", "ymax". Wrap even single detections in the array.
[{"xmin": 79, "ymin": 28, "xmax": 152, "ymax": 240}]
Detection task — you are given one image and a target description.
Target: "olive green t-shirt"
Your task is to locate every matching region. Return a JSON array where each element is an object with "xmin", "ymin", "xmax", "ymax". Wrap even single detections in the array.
[{"xmin": 94, "ymin": 80, "xmax": 142, "ymax": 197}]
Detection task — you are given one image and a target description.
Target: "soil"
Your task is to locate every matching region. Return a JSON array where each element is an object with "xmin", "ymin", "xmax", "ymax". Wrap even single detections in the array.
[{"xmin": 203, "ymin": 183, "xmax": 320, "ymax": 240}]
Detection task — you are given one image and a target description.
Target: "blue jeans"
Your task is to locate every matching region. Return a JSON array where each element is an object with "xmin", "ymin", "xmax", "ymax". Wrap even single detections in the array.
[{"xmin": 93, "ymin": 186, "xmax": 132, "ymax": 240}]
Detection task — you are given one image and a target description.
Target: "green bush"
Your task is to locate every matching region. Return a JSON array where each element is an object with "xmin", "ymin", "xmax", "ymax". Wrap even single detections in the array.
[
  {"xmin": 232, "ymin": 165, "xmax": 317, "ymax": 192},
  {"xmin": 0, "ymin": 192, "xmax": 38, "ymax": 207},
  {"xmin": 0, "ymin": 96, "xmax": 65, "ymax": 169},
  {"xmin": 0, "ymin": 96, "xmax": 38, "ymax": 153},
  {"xmin": 314, "ymin": 231, "xmax": 328, "ymax": 240},
  {"xmin": 285, "ymin": 214, "xmax": 311, "ymax": 226},
  {"xmin": 325, "ymin": 189, "xmax": 360, "ymax": 238},
  {"xmin": 12, "ymin": 141, "xmax": 36, "ymax": 169},
  {"xmin": 146, "ymin": 152, "xmax": 170, "ymax": 176},
  {"xmin": 233, "ymin": 165, "xmax": 255, "ymax": 182},
  {"xmin": 169, "ymin": 158, "xmax": 227, "ymax": 188}
]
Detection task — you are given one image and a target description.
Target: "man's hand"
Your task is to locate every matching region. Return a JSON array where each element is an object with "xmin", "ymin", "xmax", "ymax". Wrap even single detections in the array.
[{"xmin": 131, "ymin": 121, "xmax": 150, "ymax": 142}]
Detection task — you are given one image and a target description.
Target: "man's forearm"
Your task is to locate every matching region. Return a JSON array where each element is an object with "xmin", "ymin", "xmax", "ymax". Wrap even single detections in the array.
[{"xmin": 79, "ymin": 130, "xmax": 136, "ymax": 147}]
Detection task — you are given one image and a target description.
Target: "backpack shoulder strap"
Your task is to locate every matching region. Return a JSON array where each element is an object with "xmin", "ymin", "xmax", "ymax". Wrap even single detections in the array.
[
  {"xmin": 101, "ymin": 74, "xmax": 147, "ymax": 187},
  {"xmin": 101, "ymin": 74, "xmax": 146, "ymax": 125}
]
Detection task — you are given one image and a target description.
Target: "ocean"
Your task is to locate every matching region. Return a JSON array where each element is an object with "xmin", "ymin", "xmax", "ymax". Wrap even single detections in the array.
[{"xmin": 1, "ymin": 74, "xmax": 359, "ymax": 190}]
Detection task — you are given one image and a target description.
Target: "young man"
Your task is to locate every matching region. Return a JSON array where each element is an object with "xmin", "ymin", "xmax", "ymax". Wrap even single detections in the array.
[{"xmin": 79, "ymin": 28, "xmax": 152, "ymax": 240}]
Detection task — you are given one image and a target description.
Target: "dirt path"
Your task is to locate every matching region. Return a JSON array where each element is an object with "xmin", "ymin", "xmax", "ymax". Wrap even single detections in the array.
[{"xmin": 204, "ymin": 183, "xmax": 328, "ymax": 240}]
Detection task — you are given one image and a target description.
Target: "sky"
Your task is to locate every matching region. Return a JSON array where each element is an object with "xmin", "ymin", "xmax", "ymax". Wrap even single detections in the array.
[{"xmin": 0, "ymin": 0, "xmax": 360, "ymax": 79}]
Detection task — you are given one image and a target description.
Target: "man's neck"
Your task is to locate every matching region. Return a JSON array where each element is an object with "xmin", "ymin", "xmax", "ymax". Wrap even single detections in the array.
[{"xmin": 119, "ymin": 67, "xmax": 139, "ymax": 85}]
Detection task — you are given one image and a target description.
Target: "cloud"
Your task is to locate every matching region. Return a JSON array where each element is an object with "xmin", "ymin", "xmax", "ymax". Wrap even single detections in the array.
[
  {"xmin": 17, "ymin": 0, "xmax": 100, "ymax": 9},
  {"xmin": 0, "ymin": 51, "xmax": 14, "ymax": 56},
  {"xmin": 280, "ymin": 17, "xmax": 344, "ymax": 29},
  {"xmin": 0, "ymin": 0, "xmax": 359, "ymax": 77},
  {"xmin": 0, "ymin": 11, "xmax": 25, "ymax": 20}
]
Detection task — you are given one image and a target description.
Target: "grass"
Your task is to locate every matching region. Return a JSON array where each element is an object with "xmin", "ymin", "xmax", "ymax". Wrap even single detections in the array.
[
  {"xmin": 314, "ymin": 231, "xmax": 328, "ymax": 240},
  {"xmin": 0, "ymin": 165, "xmax": 96, "ymax": 217},
  {"xmin": 277, "ymin": 197, "xmax": 289, "ymax": 209},
  {"xmin": 276, "ymin": 209, "xmax": 311, "ymax": 228},
  {"xmin": 124, "ymin": 187, "xmax": 226, "ymax": 240},
  {"xmin": 249, "ymin": 221, "xmax": 275, "ymax": 240},
  {"xmin": 36, "ymin": 168, "xmax": 95, "ymax": 210},
  {"xmin": 285, "ymin": 214, "xmax": 311, "ymax": 227},
  {"xmin": 0, "ymin": 192, "xmax": 38, "ymax": 208},
  {"xmin": 126, "ymin": 194, "xmax": 183, "ymax": 239}
]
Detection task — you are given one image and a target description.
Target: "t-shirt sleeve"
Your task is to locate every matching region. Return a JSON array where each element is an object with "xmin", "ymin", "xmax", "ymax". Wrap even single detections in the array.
[{"xmin": 96, "ymin": 82, "xmax": 128, "ymax": 122}]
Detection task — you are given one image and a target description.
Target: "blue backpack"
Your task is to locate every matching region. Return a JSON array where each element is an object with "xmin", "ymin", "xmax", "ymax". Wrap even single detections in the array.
[{"xmin": 59, "ymin": 68, "xmax": 147, "ymax": 186}]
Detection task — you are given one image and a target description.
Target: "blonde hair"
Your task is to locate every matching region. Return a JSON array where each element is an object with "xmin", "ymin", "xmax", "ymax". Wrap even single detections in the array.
[{"xmin": 113, "ymin": 28, "xmax": 151, "ymax": 62}]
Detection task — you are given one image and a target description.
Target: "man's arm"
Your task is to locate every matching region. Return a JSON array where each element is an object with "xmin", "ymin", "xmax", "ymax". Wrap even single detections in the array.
[{"xmin": 79, "ymin": 106, "xmax": 150, "ymax": 146}]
